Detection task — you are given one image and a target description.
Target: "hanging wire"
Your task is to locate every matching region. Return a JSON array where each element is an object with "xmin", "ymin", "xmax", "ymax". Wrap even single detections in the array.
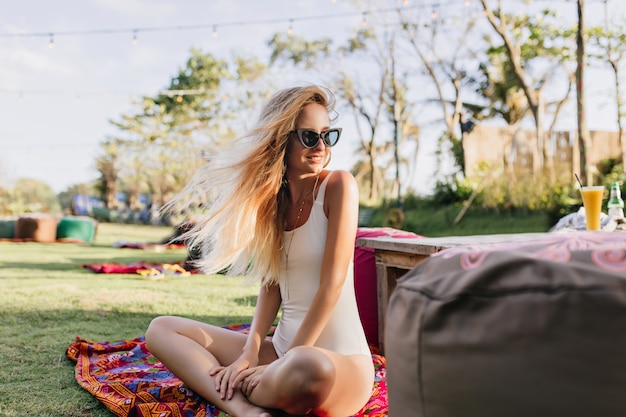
[{"xmin": 0, "ymin": 0, "xmax": 467, "ymax": 43}]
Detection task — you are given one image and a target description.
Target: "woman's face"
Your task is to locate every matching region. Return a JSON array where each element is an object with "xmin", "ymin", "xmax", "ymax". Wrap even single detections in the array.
[{"xmin": 286, "ymin": 102, "xmax": 331, "ymax": 177}]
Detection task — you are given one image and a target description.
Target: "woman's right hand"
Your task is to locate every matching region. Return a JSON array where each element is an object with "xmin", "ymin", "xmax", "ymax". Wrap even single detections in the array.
[{"xmin": 210, "ymin": 352, "xmax": 259, "ymax": 400}]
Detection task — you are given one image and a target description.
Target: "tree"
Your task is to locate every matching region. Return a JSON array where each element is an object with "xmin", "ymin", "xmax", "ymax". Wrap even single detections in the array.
[
  {"xmin": 7, "ymin": 179, "xmax": 60, "ymax": 214},
  {"xmin": 269, "ymin": 25, "xmax": 420, "ymax": 204},
  {"xmin": 479, "ymin": 0, "xmax": 577, "ymax": 175},
  {"xmin": 102, "ymin": 50, "xmax": 273, "ymax": 207},
  {"xmin": 576, "ymin": 0, "xmax": 591, "ymax": 183},
  {"xmin": 95, "ymin": 139, "xmax": 121, "ymax": 209},
  {"xmin": 398, "ymin": 6, "xmax": 481, "ymax": 177},
  {"xmin": 587, "ymin": 4, "xmax": 626, "ymax": 173}
]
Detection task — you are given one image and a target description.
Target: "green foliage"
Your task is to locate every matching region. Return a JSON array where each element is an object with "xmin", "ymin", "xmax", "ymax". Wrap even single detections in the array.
[
  {"xmin": 0, "ymin": 178, "xmax": 61, "ymax": 215},
  {"xmin": 600, "ymin": 163, "xmax": 626, "ymax": 198},
  {"xmin": 101, "ymin": 49, "xmax": 273, "ymax": 208},
  {"xmin": 431, "ymin": 177, "xmax": 474, "ymax": 206},
  {"xmin": 367, "ymin": 199, "xmax": 549, "ymax": 237},
  {"xmin": 477, "ymin": 5, "xmax": 575, "ymax": 127},
  {"xmin": 268, "ymin": 32, "xmax": 333, "ymax": 68}
]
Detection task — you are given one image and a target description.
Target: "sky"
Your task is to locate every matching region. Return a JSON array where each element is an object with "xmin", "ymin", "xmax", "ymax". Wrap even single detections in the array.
[{"xmin": 1, "ymin": 0, "xmax": 626, "ymax": 196}]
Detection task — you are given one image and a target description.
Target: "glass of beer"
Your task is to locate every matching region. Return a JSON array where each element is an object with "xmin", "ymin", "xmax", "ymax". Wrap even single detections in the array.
[{"xmin": 580, "ymin": 186, "xmax": 605, "ymax": 231}]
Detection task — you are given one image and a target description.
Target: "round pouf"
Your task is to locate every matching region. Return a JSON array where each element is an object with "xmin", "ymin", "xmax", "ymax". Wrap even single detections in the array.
[
  {"xmin": 56, "ymin": 216, "xmax": 97, "ymax": 243},
  {"xmin": 385, "ymin": 233, "xmax": 626, "ymax": 417},
  {"xmin": 0, "ymin": 218, "xmax": 17, "ymax": 239},
  {"xmin": 15, "ymin": 214, "xmax": 60, "ymax": 242}
]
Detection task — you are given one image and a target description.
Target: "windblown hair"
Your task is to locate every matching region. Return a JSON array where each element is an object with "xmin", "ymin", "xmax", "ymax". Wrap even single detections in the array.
[{"xmin": 164, "ymin": 85, "xmax": 336, "ymax": 286}]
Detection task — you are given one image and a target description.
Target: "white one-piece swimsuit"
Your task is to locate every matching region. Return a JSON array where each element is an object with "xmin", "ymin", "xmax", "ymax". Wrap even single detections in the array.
[{"xmin": 271, "ymin": 172, "xmax": 371, "ymax": 358}]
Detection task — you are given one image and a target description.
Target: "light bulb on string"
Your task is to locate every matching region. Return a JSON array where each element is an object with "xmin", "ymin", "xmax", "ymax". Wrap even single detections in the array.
[
  {"xmin": 431, "ymin": 9, "xmax": 438, "ymax": 19},
  {"xmin": 464, "ymin": 0, "xmax": 470, "ymax": 6},
  {"xmin": 132, "ymin": 30, "xmax": 138, "ymax": 45},
  {"xmin": 402, "ymin": 0, "xmax": 408, "ymax": 5},
  {"xmin": 287, "ymin": 19, "xmax": 293, "ymax": 35},
  {"xmin": 176, "ymin": 95, "xmax": 183, "ymax": 103},
  {"xmin": 331, "ymin": 0, "xmax": 336, "ymax": 3},
  {"xmin": 361, "ymin": 12, "xmax": 368, "ymax": 26},
  {"xmin": 212, "ymin": 25, "xmax": 218, "ymax": 37},
  {"xmin": 48, "ymin": 33, "xmax": 54, "ymax": 48}
]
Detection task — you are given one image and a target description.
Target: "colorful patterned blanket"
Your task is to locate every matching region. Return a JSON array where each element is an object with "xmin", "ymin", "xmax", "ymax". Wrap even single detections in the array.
[{"xmin": 66, "ymin": 324, "xmax": 387, "ymax": 417}]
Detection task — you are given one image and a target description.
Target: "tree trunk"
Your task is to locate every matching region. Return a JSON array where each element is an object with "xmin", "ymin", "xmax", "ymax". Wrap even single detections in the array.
[{"xmin": 577, "ymin": 0, "xmax": 591, "ymax": 183}]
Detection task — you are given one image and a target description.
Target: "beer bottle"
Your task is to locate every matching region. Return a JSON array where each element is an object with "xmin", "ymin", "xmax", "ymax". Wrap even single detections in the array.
[{"xmin": 607, "ymin": 182, "xmax": 624, "ymax": 219}]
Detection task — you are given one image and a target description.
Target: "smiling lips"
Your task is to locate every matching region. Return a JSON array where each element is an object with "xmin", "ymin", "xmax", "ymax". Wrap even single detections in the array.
[{"xmin": 308, "ymin": 154, "xmax": 324, "ymax": 164}]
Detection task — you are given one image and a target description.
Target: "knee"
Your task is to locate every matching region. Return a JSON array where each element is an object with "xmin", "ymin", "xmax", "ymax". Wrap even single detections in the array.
[
  {"xmin": 278, "ymin": 347, "xmax": 335, "ymax": 412},
  {"xmin": 284, "ymin": 346, "xmax": 335, "ymax": 382},
  {"xmin": 144, "ymin": 315, "xmax": 176, "ymax": 349}
]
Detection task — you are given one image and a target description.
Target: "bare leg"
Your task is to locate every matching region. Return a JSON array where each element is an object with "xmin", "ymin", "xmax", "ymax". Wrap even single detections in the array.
[
  {"xmin": 145, "ymin": 316, "xmax": 278, "ymax": 417},
  {"xmin": 248, "ymin": 346, "xmax": 375, "ymax": 416}
]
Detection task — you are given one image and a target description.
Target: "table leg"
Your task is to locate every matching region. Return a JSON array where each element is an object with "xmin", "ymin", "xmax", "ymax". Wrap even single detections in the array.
[{"xmin": 375, "ymin": 251, "xmax": 430, "ymax": 354}]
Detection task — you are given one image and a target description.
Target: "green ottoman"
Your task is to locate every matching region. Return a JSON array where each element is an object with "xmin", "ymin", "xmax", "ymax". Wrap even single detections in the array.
[
  {"xmin": 56, "ymin": 216, "xmax": 98, "ymax": 243},
  {"xmin": 0, "ymin": 218, "xmax": 17, "ymax": 239}
]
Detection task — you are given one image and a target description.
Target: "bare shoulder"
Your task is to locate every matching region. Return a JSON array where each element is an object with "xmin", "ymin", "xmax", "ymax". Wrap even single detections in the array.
[
  {"xmin": 324, "ymin": 170, "xmax": 358, "ymax": 206},
  {"xmin": 325, "ymin": 170, "xmax": 357, "ymax": 191}
]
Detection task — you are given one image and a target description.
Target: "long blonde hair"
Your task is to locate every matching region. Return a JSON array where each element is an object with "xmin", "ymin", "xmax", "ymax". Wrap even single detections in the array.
[{"xmin": 165, "ymin": 85, "xmax": 336, "ymax": 286}]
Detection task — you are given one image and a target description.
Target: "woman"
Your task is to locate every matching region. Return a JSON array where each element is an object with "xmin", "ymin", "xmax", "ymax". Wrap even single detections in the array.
[{"xmin": 145, "ymin": 85, "xmax": 374, "ymax": 417}]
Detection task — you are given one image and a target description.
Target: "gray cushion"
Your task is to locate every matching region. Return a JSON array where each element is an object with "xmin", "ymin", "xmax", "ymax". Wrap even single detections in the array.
[{"xmin": 385, "ymin": 232, "xmax": 626, "ymax": 417}]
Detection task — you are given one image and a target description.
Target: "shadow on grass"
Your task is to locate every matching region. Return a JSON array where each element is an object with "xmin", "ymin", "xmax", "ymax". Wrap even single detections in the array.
[
  {"xmin": 2, "ymin": 308, "xmax": 255, "ymax": 339},
  {"xmin": 1, "ymin": 261, "xmax": 90, "ymax": 272},
  {"xmin": 0, "ymin": 257, "xmax": 187, "ymax": 272}
]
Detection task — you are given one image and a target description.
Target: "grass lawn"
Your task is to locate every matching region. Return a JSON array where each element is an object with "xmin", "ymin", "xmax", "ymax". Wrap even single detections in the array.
[
  {"xmin": 0, "ymin": 212, "xmax": 552, "ymax": 417},
  {"xmin": 0, "ymin": 223, "xmax": 260, "ymax": 417}
]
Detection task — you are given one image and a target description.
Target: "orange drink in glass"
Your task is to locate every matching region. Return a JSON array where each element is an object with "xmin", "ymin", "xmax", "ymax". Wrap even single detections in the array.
[{"xmin": 580, "ymin": 186, "xmax": 605, "ymax": 231}]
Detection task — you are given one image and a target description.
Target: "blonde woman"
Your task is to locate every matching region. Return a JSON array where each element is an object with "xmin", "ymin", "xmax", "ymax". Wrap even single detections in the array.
[{"xmin": 145, "ymin": 85, "xmax": 374, "ymax": 417}]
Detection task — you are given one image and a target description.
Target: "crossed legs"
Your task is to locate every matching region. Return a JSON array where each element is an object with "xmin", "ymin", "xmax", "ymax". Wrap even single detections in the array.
[{"xmin": 145, "ymin": 316, "xmax": 374, "ymax": 417}]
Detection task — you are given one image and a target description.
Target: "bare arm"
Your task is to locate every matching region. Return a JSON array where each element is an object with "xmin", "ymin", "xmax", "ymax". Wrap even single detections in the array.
[
  {"xmin": 287, "ymin": 170, "xmax": 358, "ymax": 349},
  {"xmin": 244, "ymin": 283, "xmax": 281, "ymax": 357},
  {"xmin": 213, "ymin": 282, "xmax": 281, "ymax": 400}
]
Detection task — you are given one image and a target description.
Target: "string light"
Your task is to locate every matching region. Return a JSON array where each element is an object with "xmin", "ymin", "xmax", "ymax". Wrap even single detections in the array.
[
  {"xmin": 431, "ymin": 8, "xmax": 438, "ymax": 19},
  {"xmin": 212, "ymin": 25, "xmax": 218, "ymax": 37},
  {"xmin": 464, "ymin": 0, "xmax": 470, "ymax": 6},
  {"xmin": 48, "ymin": 33, "xmax": 54, "ymax": 48},
  {"xmin": 361, "ymin": 12, "xmax": 368, "ymax": 26},
  {"xmin": 1, "ymin": 0, "xmax": 469, "ymax": 46},
  {"xmin": 287, "ymin": 19, "xmax": 293, "ymax": 35},
  {"xmin": 132, "ymin": 30, "xmax": 138, "ymax": 45},
  {"xmin": 402, "ymin": 0, "xmax": 409, "ymax": 5}
]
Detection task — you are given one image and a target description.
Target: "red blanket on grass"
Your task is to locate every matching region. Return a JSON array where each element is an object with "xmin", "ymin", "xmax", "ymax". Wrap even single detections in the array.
[
  {"xmin": 83, "ymin": 261, "xmax": 198, "ymax": 276},
  {"xmin": 66, "ymin": 324, "xmax": 388, "ymax": 417}
]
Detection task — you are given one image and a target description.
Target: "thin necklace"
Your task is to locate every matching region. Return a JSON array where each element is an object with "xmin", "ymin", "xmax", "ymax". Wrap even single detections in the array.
[{"xmin": 284, "ymin": 174, "xmax": 320, "ymax": 298}]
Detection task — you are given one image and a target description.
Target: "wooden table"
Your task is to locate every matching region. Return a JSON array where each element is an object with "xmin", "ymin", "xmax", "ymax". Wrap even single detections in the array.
[{"xmin": 356, "ymin": 232, "xmax": 551, "ymax": 353}]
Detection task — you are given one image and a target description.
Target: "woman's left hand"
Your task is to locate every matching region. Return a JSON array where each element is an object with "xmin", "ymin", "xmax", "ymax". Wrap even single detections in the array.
[
  {"xmin": 210, "ymin": 352, "xmax": 257, "ymax": 400},
  {"xmin": 232, "ymin": 364, "xmax": 268, "ymax": 397}
]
